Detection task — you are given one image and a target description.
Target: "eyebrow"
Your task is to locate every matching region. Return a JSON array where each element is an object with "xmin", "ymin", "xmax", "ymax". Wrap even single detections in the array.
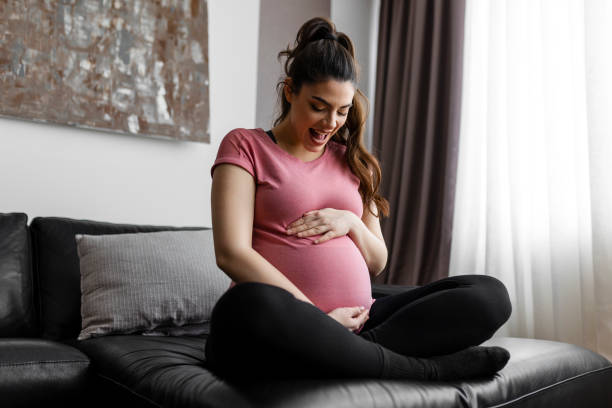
[{"xmin": 312, "ymin": 96, "xmax": 353, "ymax": 109}]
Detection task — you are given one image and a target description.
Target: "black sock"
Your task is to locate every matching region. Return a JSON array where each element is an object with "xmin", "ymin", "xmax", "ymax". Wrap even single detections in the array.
[
  {"xmin": 381, "ymin": 345, "xmax": 510, "ymax": 381},
  {"xmin": 429, "ymin": 346, "xmax": 510, "ymax": 381}
]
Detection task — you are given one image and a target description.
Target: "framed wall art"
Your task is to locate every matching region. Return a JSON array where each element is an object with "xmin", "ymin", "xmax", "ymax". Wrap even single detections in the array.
[{"xmin": 0, "ymin": 0, "xmax": 210, "ymax": 143}]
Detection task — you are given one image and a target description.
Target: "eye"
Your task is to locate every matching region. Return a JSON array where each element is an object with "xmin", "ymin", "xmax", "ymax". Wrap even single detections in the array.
[
  {"xmin": 310, "ymin": 104, "xmax": 325, "ymax": 112},
  {"xmin": 338, "ymin": 111, "xmax": 348, "ymax": 117}
]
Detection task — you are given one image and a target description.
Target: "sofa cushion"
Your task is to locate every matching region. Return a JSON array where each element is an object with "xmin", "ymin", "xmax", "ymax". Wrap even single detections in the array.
[
  {"xmin": 29, "ymin": 216, "xmax": 206, "ymax": 341},
  {"xmin": 0, "ymin": 213, "xmax": 37, "ymax": 337},
  {"xmin": 77, "ymin": 336, "xmax": 612, "ymax": 408},
  {"xmin": 454, "ymin": 337, "xmax": 612, "ymax": 407},
  {"xmin": 0, "ymin": 338, "xmax": 90, "ymax": 407},
  {"xmin": 77, "ymin": 335, "xmax": 252, "ymax": 408},
  {"xmin": 76, "ymin": 230, "xmax": 230, "ymax": 340}
]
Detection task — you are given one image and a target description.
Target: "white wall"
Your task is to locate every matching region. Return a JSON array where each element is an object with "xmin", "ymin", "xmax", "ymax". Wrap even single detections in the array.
[
  {"xmin": 255, "ymin": 0, "xmax": 330, "ymax": 130},
  {"xmin": 0, "ymin": 0, "xmax": 260, "ymax": 227}
]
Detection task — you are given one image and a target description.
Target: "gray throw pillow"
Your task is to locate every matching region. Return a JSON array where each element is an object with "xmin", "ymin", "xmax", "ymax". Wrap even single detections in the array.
[{"xmin": 75, "ymin": 229, "xmax": 230, "ymax": 340}]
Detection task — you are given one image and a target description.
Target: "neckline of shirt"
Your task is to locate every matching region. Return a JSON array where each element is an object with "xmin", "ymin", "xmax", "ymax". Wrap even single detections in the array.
[{"xmin": 257, "ymin": 128, "xmax": 331, "ymax": 164}]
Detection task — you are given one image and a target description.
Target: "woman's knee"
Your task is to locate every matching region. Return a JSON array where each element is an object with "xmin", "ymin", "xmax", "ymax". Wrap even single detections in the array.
[
  {"xmin": 466, "ymin": 275, "xmax": 512, "ymax": 331},
  {"xmin": 222, "ymin": 281, "xmax": 290, "ymax": 305},
  {"xmin": 206, "ymin": 282, "xmax": 292, "ymax": 368},
  {"xmin": 210, "ymin": 282, "xmax": 293, "ymax": 332}
]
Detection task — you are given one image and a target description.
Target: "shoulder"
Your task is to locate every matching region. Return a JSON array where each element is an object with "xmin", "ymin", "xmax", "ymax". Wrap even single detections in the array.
[
  {"xmin": 221, "ymin": 128, "xmax": 264, "ymax": 145},
  {"xmin": 218, "ymin": 128, "xmax": 270, "ymax": 153},
  {"xmin": 213, "ymin": 129, "xmax": 268, "ymax": 178}
]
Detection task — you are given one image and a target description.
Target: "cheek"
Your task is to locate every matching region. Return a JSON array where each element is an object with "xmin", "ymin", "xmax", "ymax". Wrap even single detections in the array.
[
  {"xmin": 305, "ymin": 111, "xmax": 326, "ymax": 126},
  {"xmin": 292, "ymin": 109, "xmax": 310, "ymax": 127},
  {"xmin": 296, "ymin": 107, "xmax": 317, "ymax": 123}
]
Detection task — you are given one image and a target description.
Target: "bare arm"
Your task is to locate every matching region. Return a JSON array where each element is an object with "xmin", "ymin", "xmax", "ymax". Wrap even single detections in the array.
[
  {"xmin": 347, "ymin": 202, "xmax": 388, "ymax": 278},
  {"xmin": 211, "ymin": 163, "xmax": 314, "ymax": 304}
]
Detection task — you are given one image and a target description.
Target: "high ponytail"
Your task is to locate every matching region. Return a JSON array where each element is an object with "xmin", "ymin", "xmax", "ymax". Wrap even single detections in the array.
[{"xmin": 273, "ymin": 17, "xmax": 389, "ymax": 218}]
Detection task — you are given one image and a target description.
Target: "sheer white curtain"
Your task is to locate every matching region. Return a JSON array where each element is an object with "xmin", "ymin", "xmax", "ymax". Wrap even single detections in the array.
[{"xmin": 450, "ymin": 0, "xmax": 612, "ymax": 360}]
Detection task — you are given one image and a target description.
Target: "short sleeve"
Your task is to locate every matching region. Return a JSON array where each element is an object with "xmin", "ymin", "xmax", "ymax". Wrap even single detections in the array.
[{"xmin": 211, "ymin": 130, "xmax": 256, "ymax": 178}]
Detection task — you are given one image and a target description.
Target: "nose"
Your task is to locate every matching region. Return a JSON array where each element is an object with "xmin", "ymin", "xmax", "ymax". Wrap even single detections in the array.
[{"xmin": 322, "ymin": 111, "xmax": 338, "ymax": 129}]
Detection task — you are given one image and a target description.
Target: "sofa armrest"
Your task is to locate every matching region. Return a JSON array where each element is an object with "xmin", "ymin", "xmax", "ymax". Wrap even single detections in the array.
[{"xmin": 371, "ymin": 283, "xmax": 417, "ymax": 299}]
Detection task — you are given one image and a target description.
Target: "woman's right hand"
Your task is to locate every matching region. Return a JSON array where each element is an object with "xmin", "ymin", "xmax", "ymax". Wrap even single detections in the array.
[{"xmin": 327, "ymin": 306, "xmax": 369, "ymax": 331}]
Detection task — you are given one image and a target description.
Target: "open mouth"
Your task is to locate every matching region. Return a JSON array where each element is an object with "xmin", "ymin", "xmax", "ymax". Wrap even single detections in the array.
[{"xmin": 309, "ymin": 128, "xmax": 330, "ymax": 143}]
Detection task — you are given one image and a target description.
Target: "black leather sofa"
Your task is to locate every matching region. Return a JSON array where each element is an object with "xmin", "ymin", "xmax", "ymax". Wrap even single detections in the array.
[{"xmin": 1, "ymin": 212, "xmax": 611, "ymax": 408}]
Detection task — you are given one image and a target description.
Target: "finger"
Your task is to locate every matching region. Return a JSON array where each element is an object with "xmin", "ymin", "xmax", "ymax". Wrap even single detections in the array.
[
  {"xmin": 351, "ymin": 316, "xmax": 367, "ymax": 330},
  {"xmin": 302, "ymin": 213, "xmax": 321, "ymax": 223},
  {"xmin": 357, "ymin": 311, "xmax": 369, "ymax": 326},
  {"xmin": 289, "ymin": 222, "xmax": 313, "ymax": 234},
  {"xmin": 296, "ymin": 225, "xmax": 327, "ymax": 237},
  {"xmin": 349, "ymin": 314, "xmax": 368, "ymax": 331},
  {"xmin": 287, "ymin": 222, "xmax": 315, "ymax": 235},
  {"xmin": 353, "ymin": 307, "xmax": 367, "ymax": 317},
  {"xmin": 288, "ymin": 217, "xmax": 323, "ymax": 234},
  {"xmin": 349, "ymin": 306, "xmax": 365, "ymax": 317},
  {"xmin": 356, "ymin": 309, "xmax": 369, "ymax": 323},
  {"xmin": 314, "ymin": 230, "xmax": 335, "ymax": 244},
  {"xmin": 287, "ymin": 218, "xmax": 305, "ymax": 229}
]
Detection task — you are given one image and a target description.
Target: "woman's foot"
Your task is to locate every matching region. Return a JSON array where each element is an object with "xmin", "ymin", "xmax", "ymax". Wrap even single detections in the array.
[
  {"xmin": 428, "ymin": 346, "xmax": 510, "ymax": 380},
  {"xmin": 383, "ymin": 345, "xmax": 510, "ymax": 381}
]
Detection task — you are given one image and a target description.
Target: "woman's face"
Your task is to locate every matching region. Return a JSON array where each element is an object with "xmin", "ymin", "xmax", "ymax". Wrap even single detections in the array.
[{"xmin": 285, "ymin": 79, "xmax": 355, "ymax": 154}]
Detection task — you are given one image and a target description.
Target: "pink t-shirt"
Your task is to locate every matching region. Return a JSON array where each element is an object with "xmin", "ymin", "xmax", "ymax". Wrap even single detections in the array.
[{"xmin": 211, "ymin": 128, "xmax": 374, "ymax": 313}]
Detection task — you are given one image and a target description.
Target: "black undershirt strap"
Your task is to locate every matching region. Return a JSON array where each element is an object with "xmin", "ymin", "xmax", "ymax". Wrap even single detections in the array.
[{"xmin": 266, "ymin": 130, "xmax": 277, "ymax": 144}]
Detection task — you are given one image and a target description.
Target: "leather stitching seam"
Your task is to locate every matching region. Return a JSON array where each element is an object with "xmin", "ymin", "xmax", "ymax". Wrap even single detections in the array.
[{"xmin": 0, "ymin": 359, "xmax": 89, "ymax": 368}]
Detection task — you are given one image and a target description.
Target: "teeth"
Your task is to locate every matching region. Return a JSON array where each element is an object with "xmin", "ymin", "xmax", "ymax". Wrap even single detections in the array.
[{"xmin": 311, "ymin": 129, "xmax": 329, "ymax": 139}]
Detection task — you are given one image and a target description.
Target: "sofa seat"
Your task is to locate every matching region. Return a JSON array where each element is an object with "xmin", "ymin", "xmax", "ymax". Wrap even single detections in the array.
[
  {"xmin": 77, "ymin": 335, "xmax": 612, "ymax": 408},
  {"xmin": 77, "ymin": 335, "xmax": 253, "ymax": 408},
  {"xmin": 0, "ymin": 338, "xmax": 90, "ymax": 407}
]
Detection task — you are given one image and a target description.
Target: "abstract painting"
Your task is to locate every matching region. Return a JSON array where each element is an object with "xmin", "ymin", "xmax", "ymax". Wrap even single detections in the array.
[{"xmin": 0, "ymin": 0, "xmax": 209, "ymax": 143}]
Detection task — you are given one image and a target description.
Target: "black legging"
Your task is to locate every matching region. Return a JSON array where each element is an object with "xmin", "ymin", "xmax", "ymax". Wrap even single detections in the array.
[{"xmin": 204, "ymin": 275, "xmax": 512, "ymax": 380}]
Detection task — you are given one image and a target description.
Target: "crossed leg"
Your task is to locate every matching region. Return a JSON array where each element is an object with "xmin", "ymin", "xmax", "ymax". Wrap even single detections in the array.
[
  {"xmin": 360, "ymin": 274, "xmax": 512, "ymax": 357},
  {"xmin": 204, "ymin": 281, "xmax": 390, "ymax": 380},
  {"xmin": 204, "ymin": 275, "xmax": 511, "ymax": 381}
]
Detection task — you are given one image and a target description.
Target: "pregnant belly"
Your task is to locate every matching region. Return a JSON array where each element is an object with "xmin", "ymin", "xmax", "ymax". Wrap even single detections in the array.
[{"xmin": 253, "ymin": 236, "xmax": 374, "ymax": 313}]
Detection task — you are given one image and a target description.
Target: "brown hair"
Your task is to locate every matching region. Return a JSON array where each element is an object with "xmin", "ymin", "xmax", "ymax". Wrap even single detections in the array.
[{"xmin": 273, "ymin": 17, "xmax": 389, "ymax": 218}]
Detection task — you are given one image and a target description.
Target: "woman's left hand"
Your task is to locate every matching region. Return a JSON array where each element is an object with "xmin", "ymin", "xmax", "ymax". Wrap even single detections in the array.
[{"xmin": 286, "ymin": 208, "xmax": 357, "ymax": 244}]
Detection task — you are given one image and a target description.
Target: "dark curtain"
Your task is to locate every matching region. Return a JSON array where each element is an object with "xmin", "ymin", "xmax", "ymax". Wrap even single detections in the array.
[{"xmin": 372, "ymin": 0, "xmax": 466, "ymax": 285}]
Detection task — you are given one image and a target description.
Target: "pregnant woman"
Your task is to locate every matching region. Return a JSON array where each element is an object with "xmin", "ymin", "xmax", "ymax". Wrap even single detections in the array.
[{"xmin": 205, "ymin": 17, "xmax": 512, "ymax": 381}]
